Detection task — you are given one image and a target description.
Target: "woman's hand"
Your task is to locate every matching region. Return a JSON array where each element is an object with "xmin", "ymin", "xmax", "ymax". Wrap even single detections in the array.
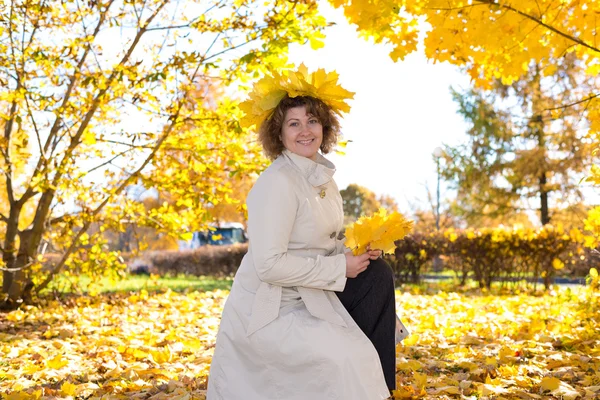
[
  {"xmin": 345, "ymin": 252, "xmax": 371, "ymax": 278},
  {"xmin": 367, "ymin": 249, "xmax": 382, "ymax": 260},
  {"xmin": 366, "ymin": 244, "xmax": 383, "ymax": 260}
]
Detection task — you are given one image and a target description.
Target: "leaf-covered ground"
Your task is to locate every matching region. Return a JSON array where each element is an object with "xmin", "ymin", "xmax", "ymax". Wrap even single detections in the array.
[{"xmin": 1, "ymin": 286, "xmax": 599, "ymax": 399}]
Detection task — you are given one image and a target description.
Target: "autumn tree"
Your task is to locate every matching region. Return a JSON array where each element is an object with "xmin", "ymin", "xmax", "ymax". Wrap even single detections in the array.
[
  {"xmin": 0, "ymin": 0, "xmax": 327, "ymax": 308},
  {"xmin": 378, "ymin": 194, "xmax": 399, "ymax": 213},
  {"xmin": 340, "ymin": 183, "xmax": 398, "ymax": 225},
  {"xmin": 441, "ymin": 57, "xmax": 596, "ymax": 225},
  {"xmin": 340, "ymin": 184, "xmax": 381, "ymax": 223}
]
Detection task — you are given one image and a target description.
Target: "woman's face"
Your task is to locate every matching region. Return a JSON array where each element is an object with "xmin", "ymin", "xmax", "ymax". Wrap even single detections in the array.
[{"xmin": 280, "ymin": 106, "xmax": 323, "ymax": 161}]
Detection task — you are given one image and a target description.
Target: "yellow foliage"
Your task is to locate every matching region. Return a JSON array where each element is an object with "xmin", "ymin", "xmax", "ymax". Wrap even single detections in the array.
[
  {"xmin": 344, "ymin": 208, "xmax": 413, "ymax": 255},
  {"xmin": 552, "ymin": 258, "xmax": 565, "ymax": 270},
  {"xmin": 239, "ymin": 63, "xmax": 355, "ymax": 129},
  {"xmin": 583, "ymin": 206, "xmax": 600, "ymax": 248}
]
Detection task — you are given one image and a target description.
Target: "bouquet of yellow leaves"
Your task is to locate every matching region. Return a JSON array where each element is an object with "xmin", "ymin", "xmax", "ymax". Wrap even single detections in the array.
[{"xmin": 345, "ymin": 208, "xmax": 414, "ymax": 256}]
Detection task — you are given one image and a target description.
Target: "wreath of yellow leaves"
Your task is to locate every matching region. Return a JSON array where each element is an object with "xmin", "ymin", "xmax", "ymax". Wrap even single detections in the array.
[
  {"xmin": 345, "ymin": 208, "xmax": 414, "ymax": 256},
  {"xmin": 239, "ymin": 63, "xmax": 355, "ymax": 129}
]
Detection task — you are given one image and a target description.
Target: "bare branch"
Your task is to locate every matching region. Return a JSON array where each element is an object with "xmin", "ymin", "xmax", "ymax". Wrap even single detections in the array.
[
  {"xmin": 23, "ymin": 91, "xmax": 45, "ymax": 160},
  {"xmin": 20, "ymin": 0, "xmax": 45, "ymax": 73},
  {"xmin": 49, "ymin": 213, "xmax": 78, "ymax": 226},
  {"xmin": 202, "ymin": 31, "xmax": 221, "ymax": 61},
  {"xmin": 544, "ymin": 93, "xmax": 600, "ymax": 111},
  {"xmin": 145, "ymin": 0, "xmax": 224, "ymax": 32},
  {"xmin": 83, "ymin": 147, "xmax": 137, "ymax": 176},
  {"xmin": 0, "ymin": 266, "xmax": 26, "ymax": 272},
  {"xmin": 76, "ymin": 0, "xmax": 105, "ymax": 74},
  {"xmin": 98, "ymin": 138, "xmax": 156, "ymax": 149},
  {"xmin": 424, "ymin": 4, "xmax": 488, "ymax": 12}
]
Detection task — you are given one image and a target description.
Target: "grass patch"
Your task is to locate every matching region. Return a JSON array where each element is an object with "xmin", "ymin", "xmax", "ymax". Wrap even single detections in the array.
[
  {"xmin": 38, "ymin": 271, "xmax": 577, "ymax": 299},
  {"xmin": 41, "ymin": 273, "xmax": 233, "ymax": 295}
]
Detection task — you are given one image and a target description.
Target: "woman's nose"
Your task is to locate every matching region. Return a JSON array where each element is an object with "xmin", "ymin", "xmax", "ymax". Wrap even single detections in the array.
[{"xmin": 299, "ymin": 123, "xmax": 311, "ymax": 134}]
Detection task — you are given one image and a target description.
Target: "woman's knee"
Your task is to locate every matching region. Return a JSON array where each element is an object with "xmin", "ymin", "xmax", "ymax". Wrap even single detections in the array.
[{"xmin": 368, "ymin": 258, "xmax": 395, "ymax": 285}]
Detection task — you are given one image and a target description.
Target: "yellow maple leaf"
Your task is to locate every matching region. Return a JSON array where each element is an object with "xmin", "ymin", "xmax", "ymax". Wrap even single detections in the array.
[
  {"xmin": 397, "ymin": 359, "xmax": 423, "ymax": 372},
  {"xmin": 46, "ymin": 354, "xmax": 69, "ymax": 369},
  {"xmin": 150, "ymin": 347, "xmax": 172, "ymax": 364},
  {"xmin": 431, "ymin": 385, "xmax": 460, "ymax": 395},
  {"xmin": 540, "ymin": 376, "xmax": 561, "ymax": 391},
  {"xmin": 61, "ymin": 381, "xmax": 77, "ymax": 396},
  {"xmin": 485, "ymin": 357, "xmax": 498, "ymax": 367},
  {"xmin": 391, "ymin": 385, "xmax": 416, "ymax": 399},
  {"xmin": 552, "ymin": 258, "xmax": 565, "ymax": 270},
  {"xmin": 413, "ymin": 371, "xmax": 427, "ymax": 388}
]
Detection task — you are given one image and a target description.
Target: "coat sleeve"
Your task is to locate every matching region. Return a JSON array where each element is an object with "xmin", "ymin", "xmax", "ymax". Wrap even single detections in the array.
[
  {"xmin": 247, "ymin": 170, "xmax": 347, "ymax": 292},
  {"xmin": 335, "ymin": 241, "xmax": 353, "ymax": 256}
]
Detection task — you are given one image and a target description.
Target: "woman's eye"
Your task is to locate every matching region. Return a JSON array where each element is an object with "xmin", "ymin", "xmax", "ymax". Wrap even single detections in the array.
[
  {"xmin": 289, "ymin": 122, "xmax": 299, "ymax": 127},
  {"xmin": 309, "ymin": 119, "xmax": 319, "ymax": 124}
]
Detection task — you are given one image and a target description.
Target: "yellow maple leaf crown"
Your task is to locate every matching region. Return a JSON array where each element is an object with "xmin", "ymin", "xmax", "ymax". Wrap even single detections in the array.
[{"xmin": 239, "ymin": 64, "xmax": 355, "ymax": 129}]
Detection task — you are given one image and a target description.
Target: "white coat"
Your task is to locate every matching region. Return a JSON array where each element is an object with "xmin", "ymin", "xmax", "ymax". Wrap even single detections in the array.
[{"xmin": 207, "ymin": 149, "xmax": 390, "ymax": 400}]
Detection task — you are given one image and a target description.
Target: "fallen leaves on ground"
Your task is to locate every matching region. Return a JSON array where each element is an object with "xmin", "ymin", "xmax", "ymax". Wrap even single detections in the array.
[
  {"xmin": 0, "ymin": 289, "xmax": 224, "ymax": 399},
  {"xmin": 393, "ymin": 286, "xmax": 600, "ymax": 399},
  {"xmin": 0, "ymin": 286, "xmax": 598, "ymax": 399}
]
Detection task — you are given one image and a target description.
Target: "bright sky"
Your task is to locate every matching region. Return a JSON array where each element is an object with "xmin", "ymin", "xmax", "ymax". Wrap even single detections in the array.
[{"xmin": 286, "ymin": 3, "xmax": 472, "ymax": 213}]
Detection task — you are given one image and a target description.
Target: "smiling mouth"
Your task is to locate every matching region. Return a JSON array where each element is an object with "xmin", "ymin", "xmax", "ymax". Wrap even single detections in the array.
[{"xmin": 297, "ymin": 139, "xmax": 314, "ymax": 145}]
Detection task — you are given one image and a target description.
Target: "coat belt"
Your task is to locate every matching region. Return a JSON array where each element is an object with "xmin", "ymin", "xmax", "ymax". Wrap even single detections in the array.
[{"xmin": 246, "ymin": 282, "xmax": 347, "ymax": 336}]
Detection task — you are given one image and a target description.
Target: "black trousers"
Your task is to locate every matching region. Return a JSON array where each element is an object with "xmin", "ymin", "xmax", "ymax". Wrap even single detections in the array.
[{"xmin": 336, "ymin": 258, "xmax": 396, "ymax": 391}]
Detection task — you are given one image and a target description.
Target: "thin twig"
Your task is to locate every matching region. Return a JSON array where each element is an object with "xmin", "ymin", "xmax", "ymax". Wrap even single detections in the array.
[
  {"xmin": 544, "ymin": 93, "xmax": 599, "ymax": 111},
  {"xmin": 83, "ymin": 147, "xmax": 137, "ymax": 175}
]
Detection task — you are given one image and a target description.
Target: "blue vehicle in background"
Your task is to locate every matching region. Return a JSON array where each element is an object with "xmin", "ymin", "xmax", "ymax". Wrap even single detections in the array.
[{"xmin": 179, "ymin": 222, "xmax": 248, "ymax": 250}]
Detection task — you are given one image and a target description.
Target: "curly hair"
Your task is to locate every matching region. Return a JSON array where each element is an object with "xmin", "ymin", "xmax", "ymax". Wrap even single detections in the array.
[{"xmin": 258, "ymin": 95, "xmax": 341, "ymax": 160}]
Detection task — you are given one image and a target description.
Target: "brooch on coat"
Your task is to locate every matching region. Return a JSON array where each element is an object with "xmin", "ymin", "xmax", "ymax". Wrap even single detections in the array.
[{"xmin": 319, "ymin": 189, "xmax": 326, "ymax": 198}]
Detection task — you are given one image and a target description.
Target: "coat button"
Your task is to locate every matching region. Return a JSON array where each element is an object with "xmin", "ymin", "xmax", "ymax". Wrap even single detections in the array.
[{"xmin": 330, "ymin": 232, "xmax": 336, "ymax": 239}]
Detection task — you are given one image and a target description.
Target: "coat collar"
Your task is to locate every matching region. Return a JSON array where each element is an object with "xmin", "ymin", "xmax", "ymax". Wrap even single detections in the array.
[{"xmin": 282, "ymin": 149, "xmax": 336, "ymax": 187}]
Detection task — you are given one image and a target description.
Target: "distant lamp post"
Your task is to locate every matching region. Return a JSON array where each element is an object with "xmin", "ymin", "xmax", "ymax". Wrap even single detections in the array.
[
  {"xmin": 433, "ymin": 147, "xmax": 444, "ymax": 231},
  {"xmin": 432, "ymin": 147, "xmax": 444, "ymax": 273}
]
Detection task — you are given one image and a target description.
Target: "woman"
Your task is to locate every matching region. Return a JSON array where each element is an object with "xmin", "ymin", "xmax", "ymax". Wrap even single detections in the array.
[{"xmin": 207, "ymin": 67, "xmax": 397, "ymax": 399}]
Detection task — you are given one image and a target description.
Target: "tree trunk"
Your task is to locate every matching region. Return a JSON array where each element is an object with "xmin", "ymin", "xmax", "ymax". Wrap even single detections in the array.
[
  {"xmin": 2, "ymin": 191, "xmax": 55, "ymax": 309},
  {"xmin": 3, "ymin": 230, "xmax": 36, "ymax": 309},
  {"xmin": 531, "ymin": 65, "xmax": 550, "ymax": 226},
  {"xmin": 2, "ymin": 204, "xmax": 23, "ymax": 302},
  {"xmin": 540, "ymin": 172, "xmax": 550, "ymax": 225},
  {"xmin": 537, "ymin": 113, "xmax": 549, "ymax": 225}
]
